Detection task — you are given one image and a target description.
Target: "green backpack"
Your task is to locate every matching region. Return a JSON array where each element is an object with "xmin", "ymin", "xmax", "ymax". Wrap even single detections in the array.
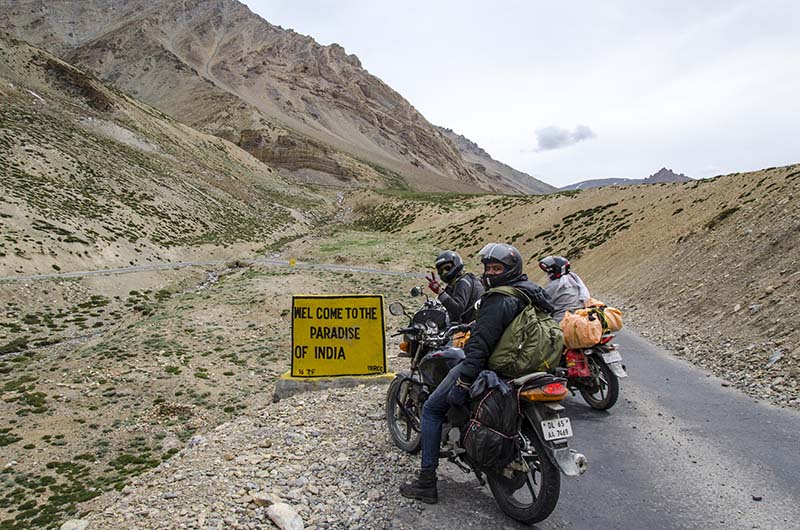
[{"xmin": 486, "ymin": 286, "xmax": 564, "ymax": 378}]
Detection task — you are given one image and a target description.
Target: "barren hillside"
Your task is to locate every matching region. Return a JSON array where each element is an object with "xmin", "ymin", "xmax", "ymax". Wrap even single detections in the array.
[
  {"xmin": 316, "ymin": 166, "xmax": 799, "ymax": 405},
  {"xmin": 0, "ymin": 31, "xmax": 332, "ymax": 278},
  {"xmin": 0, "ymin": 0, "xmax": 553, "ymax": 194}
]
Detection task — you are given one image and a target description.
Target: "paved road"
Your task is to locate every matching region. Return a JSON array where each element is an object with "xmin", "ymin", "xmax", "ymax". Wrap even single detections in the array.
[
  {"xmin": 395, "ymin": 329, "xmax": 800, "ymax": 530},
  {"xmin": 0, "ymin": 258, "xmax": 426, "ymax": 283}
]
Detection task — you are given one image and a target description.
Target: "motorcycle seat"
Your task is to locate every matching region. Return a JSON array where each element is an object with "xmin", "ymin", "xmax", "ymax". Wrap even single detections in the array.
[{"xmin": 509, "ymin": 372, "xmax": 558, "ymax": 387}]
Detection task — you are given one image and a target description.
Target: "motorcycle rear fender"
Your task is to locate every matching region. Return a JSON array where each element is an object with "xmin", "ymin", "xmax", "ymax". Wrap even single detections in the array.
[{"xmin": 522, "ymin": 403, "xmax": 584, "ymax": 477}]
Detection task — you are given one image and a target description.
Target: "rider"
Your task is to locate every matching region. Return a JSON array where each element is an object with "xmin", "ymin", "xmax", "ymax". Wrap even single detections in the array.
[
  {"xmin": 426, "ymin": 250, "xmax": 484, "ymax": 323},
  {"xmin": 400, "ymin": 243, "xmax": 554, "ymax": 504},
  {"xmin": 538, "ymin": 255, "xmax": 591, "ymax": 322}
]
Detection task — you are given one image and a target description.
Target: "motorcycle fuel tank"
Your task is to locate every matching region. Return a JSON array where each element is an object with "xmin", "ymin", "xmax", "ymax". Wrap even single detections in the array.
[{"xmin": 419, "ymin": 347, "xmax": 465, "ymax": 387}]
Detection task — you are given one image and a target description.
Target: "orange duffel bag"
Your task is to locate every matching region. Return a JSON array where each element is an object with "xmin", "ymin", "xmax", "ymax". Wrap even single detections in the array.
[
  {"xmin": 561, "ymin": 311, "xmax": 603, "ymax": 349},
  {"xmin": 581, "ymin": 299, "xmax": 624, "ymax": 332}
]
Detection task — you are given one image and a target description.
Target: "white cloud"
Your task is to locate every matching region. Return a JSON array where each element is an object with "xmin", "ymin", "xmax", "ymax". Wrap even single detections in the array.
[{"xmin": 532, "ymin": 125, "xmax": 596, "ymax": 152}]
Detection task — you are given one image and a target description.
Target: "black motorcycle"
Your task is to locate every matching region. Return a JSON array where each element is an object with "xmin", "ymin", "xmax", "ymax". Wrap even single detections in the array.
[{"xmin": 385, "ymin": 287, "xmax": 587, "ymax": 525}]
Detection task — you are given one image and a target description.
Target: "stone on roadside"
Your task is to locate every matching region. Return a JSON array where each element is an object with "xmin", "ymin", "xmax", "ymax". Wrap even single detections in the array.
[
  {"xmin": 187, "ymin": 435, "xmax": 206, "ymax": 448},
  {"xmin": 266, "ymin": 502, "xmax": 304, "ymax": 530},
  {"xmin": 60, "ymin": 520, "xmax": 89, "ymax": 530},
  {"xmin": 252, "ymin": 491, "xmax": 279, "ymax": 507},
  {"xmin": 765, "ymin": 350, "xmax": 784, "ymax": 368}
]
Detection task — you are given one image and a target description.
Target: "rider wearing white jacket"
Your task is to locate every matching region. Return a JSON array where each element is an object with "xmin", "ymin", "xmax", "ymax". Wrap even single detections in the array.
[{"xmin": 539, "ymin": 256, "xmax": 590, "ymax": 322}]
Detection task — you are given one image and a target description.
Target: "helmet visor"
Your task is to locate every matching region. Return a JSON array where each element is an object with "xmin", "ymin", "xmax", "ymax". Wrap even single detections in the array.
[{"xmin": 478, "ymin": 243, "xmax": 515, "ymax": 266}]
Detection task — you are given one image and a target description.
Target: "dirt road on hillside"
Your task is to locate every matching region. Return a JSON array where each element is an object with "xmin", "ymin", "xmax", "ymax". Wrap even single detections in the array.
[
  {"xmin": 0, "ymin": 258, "xmax": 426, "ymax": 283},
  {"xmin": 395, "ymin": 329, "xmax": 800, "ymax": 530}
]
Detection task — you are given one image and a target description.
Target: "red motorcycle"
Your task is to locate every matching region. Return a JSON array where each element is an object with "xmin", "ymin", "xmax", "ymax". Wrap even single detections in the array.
[{"xmin": 558, "ymin": 335, "xmax": 626, "ymax": 410}]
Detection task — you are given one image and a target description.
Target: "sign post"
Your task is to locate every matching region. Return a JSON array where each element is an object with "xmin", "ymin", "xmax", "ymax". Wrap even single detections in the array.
[
  {"xmin": 275, "ymin": 294, "xmax": 392, "ymax": 398},
  {"xmin": 291, "ymin": 294, "xmax": 386, "ymax": 377}
]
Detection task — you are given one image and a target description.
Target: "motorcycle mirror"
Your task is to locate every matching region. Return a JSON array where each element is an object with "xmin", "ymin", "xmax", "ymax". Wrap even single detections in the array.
[
  {"xmin": 388, "ymin": 302, "xmax": 405, "ymax": 316},
  {"xmin": 410, "ymin": 286, "xmax": 422, "ymax": 297}
]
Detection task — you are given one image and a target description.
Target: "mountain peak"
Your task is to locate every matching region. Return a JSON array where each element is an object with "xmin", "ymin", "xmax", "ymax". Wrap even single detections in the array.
[
  {"xmin": 645, "ymin": 167, "xmax": 692, "ymax": 183},
  {"xmin": 561, "ymin": 166, "xmax": 693, "ymax": 190}
]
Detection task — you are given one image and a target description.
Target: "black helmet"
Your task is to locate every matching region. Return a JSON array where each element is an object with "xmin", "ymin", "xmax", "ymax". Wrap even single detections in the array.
[
  {"xmin": 478, "ymin": 243, "xmax": 523, "ymax": 288},
  {"xmin": 539, "ymin": 255, "xmax": 571, "ymax": 280},
  {"xmin": 435, "ymin": 250, "xmax": 464, "ymax": 283}
]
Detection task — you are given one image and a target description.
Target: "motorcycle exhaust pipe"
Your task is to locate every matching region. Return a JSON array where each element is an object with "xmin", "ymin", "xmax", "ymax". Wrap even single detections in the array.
[{"xmin": 573, "ymin": 452, "xmax": 588, "ymax": 475}]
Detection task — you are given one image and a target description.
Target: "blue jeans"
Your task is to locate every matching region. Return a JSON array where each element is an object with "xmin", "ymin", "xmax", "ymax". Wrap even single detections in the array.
[{"xmin": 420, "ymin": 363, "xmax": 463, "ymax": 470}]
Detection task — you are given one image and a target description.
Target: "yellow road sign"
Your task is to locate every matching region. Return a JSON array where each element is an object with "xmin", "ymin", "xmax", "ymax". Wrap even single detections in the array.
[{"xmin": 291, "ymin": 295, "xmax": 386, "ymax": 377}]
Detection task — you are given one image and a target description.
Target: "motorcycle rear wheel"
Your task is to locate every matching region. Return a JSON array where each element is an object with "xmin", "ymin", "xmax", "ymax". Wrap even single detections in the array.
[
  {"xmin": 579, "ymin": 356, "xmax": 619, "ymax": 410},
  {"xmin": 385, "ymin": 374, "xmax": 422, "ymax": 453},
  {"xmin": 486, "ymin": 423, "xmax": 561, "ymax": 524}
]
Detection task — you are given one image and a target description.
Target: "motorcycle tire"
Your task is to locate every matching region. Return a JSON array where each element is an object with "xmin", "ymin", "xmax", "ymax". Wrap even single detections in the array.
[
  {"xmin": 385, "ymin": 374, "xmax": 422, "ymax": 453},
  {"xmin": 579, "ymin": 356, "xmax": 619, "ymax": 410},
  {"xmin": 486, "ymin": 422, "xmax": 561, "ymax": 524}
]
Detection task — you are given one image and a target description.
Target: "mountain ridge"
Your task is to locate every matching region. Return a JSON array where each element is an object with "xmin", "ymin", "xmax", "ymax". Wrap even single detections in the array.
[
  {"xmin": 0, "ymin": 0, "xmax": 554, "ymax": 194},
  {"xmin": 561, "ymin": 167, "xmax": 693, "ymax": 190}
]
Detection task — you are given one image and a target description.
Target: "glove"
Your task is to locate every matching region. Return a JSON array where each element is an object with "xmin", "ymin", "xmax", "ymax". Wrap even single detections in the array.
[
  {"xmin": 446, "ymin": 378, "xmax": 471, "ymax": 406},
  {"xmin": 426, "ymin": 272, "xmax": 443, "ymax": 295}
]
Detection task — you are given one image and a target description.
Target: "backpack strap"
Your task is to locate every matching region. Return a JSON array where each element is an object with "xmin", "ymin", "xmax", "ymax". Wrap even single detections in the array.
[
  {"xmin": 486, "ymin": 285, "xmax": 532, "ymax": 306},
  {"xmin": 465, "ymin": 273, "xmax": 482, "ymax": 304}
]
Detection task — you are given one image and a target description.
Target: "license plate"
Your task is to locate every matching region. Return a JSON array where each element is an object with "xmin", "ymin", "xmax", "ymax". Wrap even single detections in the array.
[
  {"xmin": 541, "ymin": 417, "xmax": 573, "ymax": 441},
  {"xmin": 602, "ymin": 351, "xmax": 622, "ymax": 363}
]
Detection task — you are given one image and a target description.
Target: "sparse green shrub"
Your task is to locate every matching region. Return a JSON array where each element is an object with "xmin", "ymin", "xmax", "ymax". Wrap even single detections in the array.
[{"xmin": 705, "ymin": 207, "xmax": 740, "ymax": 230}]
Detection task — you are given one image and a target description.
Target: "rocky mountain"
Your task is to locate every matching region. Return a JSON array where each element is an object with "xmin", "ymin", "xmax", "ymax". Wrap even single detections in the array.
[
  {"xmin": 436, "ymin": 127, "xmax": 556, "ymax": 194},
  {"xmin": 0, "ymin": 0, "xmax": 553, "ymax": 194},
  {"xmin": 561, "ymin": 167, "xmax": 693, "ymax": 190}
]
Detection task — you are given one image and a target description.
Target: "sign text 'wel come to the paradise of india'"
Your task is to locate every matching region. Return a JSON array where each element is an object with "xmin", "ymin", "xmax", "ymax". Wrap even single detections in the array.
[{"xmin": 291, "ymin": 295, "xmax": 386, "ymax": 377}]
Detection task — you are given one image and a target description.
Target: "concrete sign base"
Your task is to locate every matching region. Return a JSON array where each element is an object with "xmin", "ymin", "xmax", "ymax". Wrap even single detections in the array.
[{"xmin": 273, "ymin": 371, "xmax": 396, "ymax": 400}]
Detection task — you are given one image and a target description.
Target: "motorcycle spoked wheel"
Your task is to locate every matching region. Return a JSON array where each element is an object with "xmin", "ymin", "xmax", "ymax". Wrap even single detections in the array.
[
  {"xmin": 385, "ymin": 374, "xmax": 423, "ymax": 453},
  {"xmin": 486, "ymin": 422, "xmax": 561, "ymax": 524},
  {"xmin": 578, "ymin": 356, "xmax": 619, "ymax": 410}
]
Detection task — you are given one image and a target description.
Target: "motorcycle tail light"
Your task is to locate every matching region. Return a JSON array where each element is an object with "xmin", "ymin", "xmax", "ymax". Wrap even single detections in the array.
[
  {"xmin": 399, "ymin": 340, "xmax": 409, "ymax": 353},
  {"xmin": 600, "ymin": 335, "xmax": 614, "ymax": 344},
  {"xmin": 520, "ymin": 382, "xmax": 568, "ymax": 402}
]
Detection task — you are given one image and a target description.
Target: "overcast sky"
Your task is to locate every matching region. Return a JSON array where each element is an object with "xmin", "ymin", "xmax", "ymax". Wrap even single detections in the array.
[{"xmin": 244, "ymin": 0, "xmax": 799, "ymax": 187}]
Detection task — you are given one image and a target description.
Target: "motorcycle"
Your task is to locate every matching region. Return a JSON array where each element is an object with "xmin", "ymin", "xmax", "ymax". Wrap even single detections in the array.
[
  {"xmin": 385, "ymin": 287, "xmax": 587, "ymax": 525},
  {"xmin": 559, "ymin": 335, "xmax": 627, "ymax": 410}
]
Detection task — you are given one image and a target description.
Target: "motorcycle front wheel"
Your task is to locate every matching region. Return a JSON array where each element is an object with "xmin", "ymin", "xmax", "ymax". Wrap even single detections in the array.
[
  {"xmin": 385, "ymin": 373, "xmax": 422, "ymax": 453},
  {"xmin": 579, "ymin": 356, "xmax": 619, "ymax": 410},
  {"xmin": 486, "ymin": 422, "xmax": 561, "ymax": 524}
]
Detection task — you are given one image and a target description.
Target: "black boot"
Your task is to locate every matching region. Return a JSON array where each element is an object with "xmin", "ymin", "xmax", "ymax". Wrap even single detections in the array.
[{"xmin": 400, "ymin": 468, "xmax": 438, "ymax": 504}]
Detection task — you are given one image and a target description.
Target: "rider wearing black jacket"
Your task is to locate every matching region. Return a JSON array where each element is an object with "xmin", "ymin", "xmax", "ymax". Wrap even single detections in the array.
[
  {"xmin": 401, "ymin": 243, "xmax": 554, "ymax": 504},
  {"xmin": 427, "ymin": 250, "xmax": 484, "ymax": 323},
  {"xmin": 459, "ymin": 274, "xmax": 553, "ymax": 382}
]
